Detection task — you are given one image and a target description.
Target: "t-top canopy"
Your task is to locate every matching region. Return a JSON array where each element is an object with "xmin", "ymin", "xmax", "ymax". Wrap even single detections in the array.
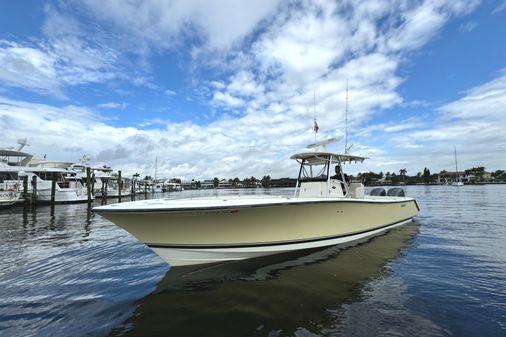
[{"xmin": 290, "ymin": 152, "xmax": 367, "ymax": 165}]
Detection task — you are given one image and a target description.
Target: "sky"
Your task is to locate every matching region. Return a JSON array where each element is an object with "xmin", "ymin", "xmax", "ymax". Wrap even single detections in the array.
[{"xmin": 1, "ymin": 0, "xmax": 505, "ymax": 180}]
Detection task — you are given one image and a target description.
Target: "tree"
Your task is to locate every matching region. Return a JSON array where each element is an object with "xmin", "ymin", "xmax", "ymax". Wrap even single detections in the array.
[
  {"xmin": 422, "ymin": 167, "xmax": 431, "ymax": 183},
  {"xmin": 213, "ymin": 177, "xmax": 219, "ymax": 188},
  {"xmin": 492, "ymin": 170, "xmax": 505, "ymax": 181},
  {"xmin": 399, "ymin": 168, "xmax": 407, "ymax": 183},
  {"xmin": 261, "ymin": 175, "xmax": 271, "ymax": 188},
  {"xmin": 233, "ymin": 177, "xmax": 240, "ymax": 187}
]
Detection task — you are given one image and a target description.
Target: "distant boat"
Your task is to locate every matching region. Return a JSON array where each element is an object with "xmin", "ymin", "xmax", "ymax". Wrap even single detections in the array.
[{"xmin": 451, "ymin": 147, "xmax": 464, "ymax": 187}]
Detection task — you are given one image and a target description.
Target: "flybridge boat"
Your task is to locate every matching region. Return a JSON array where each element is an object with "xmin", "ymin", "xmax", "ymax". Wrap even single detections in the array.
[
  {"xmin": 0, "ymin": 140, "xmax": 91, "ymax": 204},
  {"xmin": 94, "ymin": 140, "xmax": 420, "ymax": 267}
]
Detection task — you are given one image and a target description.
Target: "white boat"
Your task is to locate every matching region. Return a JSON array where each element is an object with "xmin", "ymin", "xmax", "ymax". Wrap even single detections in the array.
[
  {"xmin": 164, "ymin": 181, "xmax": 182, "ymax": 192},
  {"xmin": 0, "ymin": 142, "xmax": 91, "ymax": 203},
  {"xmin": 92, "ymin": 167, "xmax": 132, "ymax": 198},
  {"xmin": 94, "ymin": 140, "xmax": 419, "ymax": 267},
  {"xmin": 0, "ymin": 164, "xmax": 24, "ymax": 207}
]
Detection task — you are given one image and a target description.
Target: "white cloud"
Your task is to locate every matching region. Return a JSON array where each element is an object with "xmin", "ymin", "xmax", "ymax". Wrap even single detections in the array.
[
  {"xmin": 0, "ymin": 96, "xmax": 313, "ymax": 180},
  {"xmin": 165, "ymin": 89, "xmax": 177, "ymax": 96},
  {"xmin": 3, "ymin": 0, "xmax": 500, "ymax": 180},
  {"xmin": 211, "ymin": 91, "xmax": 245, "ymax": 108},
  {"xmin": 0, "ymin": 36, "xmax": 118, "ymax": 98},
  {"xmin": 438, "ymin": 70, "xmax": 506, "ymax": 122},
  {"xmin": 78, "ymin": 0, "xmax": 282, "ymax": 51},
  {"xmin": 459, "ymin": 21, "xmax": 477, "ymax": 32},
  {"xmin": 492, "ymin": 1, "xmax": 506, "ymax": 14},
  {"xmin": 97, "ymin": 102, "xmax": 127, "ymax": 109},
  {"xmin": 355, "ymin": 71, "xmax": 506, "ymax": 173}
]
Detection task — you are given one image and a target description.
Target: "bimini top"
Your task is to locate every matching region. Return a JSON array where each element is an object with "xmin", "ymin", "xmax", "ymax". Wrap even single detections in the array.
[{"xmin": 290, "ymin": 152, "xmax": 367, "ymax": 165}]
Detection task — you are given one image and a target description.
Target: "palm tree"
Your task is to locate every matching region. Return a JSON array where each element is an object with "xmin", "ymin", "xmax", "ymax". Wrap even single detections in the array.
[{"xmin": 399, "ymin": 168, "xmax": 407, "ymax": 183}]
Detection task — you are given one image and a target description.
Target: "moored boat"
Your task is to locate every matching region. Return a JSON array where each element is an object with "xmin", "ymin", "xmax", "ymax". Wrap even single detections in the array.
[{"xmin": 94, "ymin": 141, "xmax": 419, "ymax": 267}]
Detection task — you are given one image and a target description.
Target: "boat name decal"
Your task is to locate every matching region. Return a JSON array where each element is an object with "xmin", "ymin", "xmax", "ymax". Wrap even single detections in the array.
[{"xmin": 0, "ymin": 192, "xmax": 18, "ymax": 199}]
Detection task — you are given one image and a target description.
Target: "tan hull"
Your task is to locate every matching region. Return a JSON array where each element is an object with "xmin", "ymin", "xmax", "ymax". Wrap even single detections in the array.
[{"xmin": 101, "ymin": 198, "xmax": 419, "ymax": 248}]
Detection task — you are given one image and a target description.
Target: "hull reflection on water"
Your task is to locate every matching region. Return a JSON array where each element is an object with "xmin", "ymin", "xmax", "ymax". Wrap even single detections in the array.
[{"xmin": 110, "ymin": 222, "xmax": 420, "ymax": 337}]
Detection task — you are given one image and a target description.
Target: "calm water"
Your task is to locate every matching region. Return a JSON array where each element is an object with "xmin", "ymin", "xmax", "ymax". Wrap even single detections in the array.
[{"xmin": 0, "ymin": 186, "xmax": 505, "ymax": 337}]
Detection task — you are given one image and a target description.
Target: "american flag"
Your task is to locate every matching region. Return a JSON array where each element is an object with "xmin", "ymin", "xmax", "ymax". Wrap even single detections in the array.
[{"xmin": 313, "ymin": 118, "xmax": 319, "ymax": 133}]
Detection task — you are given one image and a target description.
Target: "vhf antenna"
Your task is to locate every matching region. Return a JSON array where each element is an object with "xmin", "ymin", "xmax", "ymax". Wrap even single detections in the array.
[{"xmin": 344, "ymin": 80, "xmax": 353, "ymax": 154}]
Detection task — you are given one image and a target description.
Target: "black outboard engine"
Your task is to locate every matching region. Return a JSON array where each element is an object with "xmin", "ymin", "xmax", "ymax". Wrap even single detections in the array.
[
  {"xmin": 370, "ymin": 188, "xmax": 386, "ymax": 196},
  {"xmin": 387, "ymin": 187, "xmax": 405, "ymax": 197}
]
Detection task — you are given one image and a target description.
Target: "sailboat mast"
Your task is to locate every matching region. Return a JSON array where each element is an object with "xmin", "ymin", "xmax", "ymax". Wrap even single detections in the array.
[
  {"xmin": 454, "ymin": 147, "xmax": 459, "ymax": 182},
  {"xmin": 155, "ymin": 156, "xmax": 158, "ymax": 181},
  {"xmin": 345, "ymin": 80, "xmax": 349, "ymax": 153},
  {"xmin": 313, "ymin": 89, "xmax": 316, "ymax": 142}
]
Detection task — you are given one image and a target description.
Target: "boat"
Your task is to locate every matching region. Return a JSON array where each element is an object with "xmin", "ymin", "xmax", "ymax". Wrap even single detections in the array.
[
  {"xmin": 0, "ymin": 140, "xmax": 91, "ymax": 203},
  {"xmin": 451, "ymin": 147, "xmax": 464, "ymax": 186},
  {"xmin": 0, "ymin": 164, "xmax": 24, "ymax": 207},
  {"xmin": 85, "ymin": 165, "xmax": 131, "ymax": 199},
  {"xmin": 94, "ymin": 139, "xmax": 419, "ymax": 267}
]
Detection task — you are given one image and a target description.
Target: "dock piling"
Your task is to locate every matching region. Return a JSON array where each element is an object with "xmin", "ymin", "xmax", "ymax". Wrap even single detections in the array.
[
  {"xmin": 118, "ymin": 170, "xmax": 122, "ymax": 203},
  {"xmin": 50, "ymin": 173, "xmax": 56, "ymax": 215},
  {"xmin": 86, "ymin": 167, "xmax": 92, "ymax": 209},
  {"xmin": 31, "ymin": 175, "xmax": 37, "ymax": 208},
  {"xmin": 23, "ymin": 175, "xmax": 29, "ymax": 209}
]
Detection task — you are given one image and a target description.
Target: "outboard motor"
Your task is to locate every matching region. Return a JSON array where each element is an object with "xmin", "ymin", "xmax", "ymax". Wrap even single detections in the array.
[
  {"xmin": 369, "ymin": 187, "xmax": 386, "ymax": 196},
  {"xmin": 387, "ymin": 188, "xmax": 405, "ymax": 197}
]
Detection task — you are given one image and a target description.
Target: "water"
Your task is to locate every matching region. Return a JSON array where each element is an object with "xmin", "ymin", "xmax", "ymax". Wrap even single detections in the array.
[{"xmin": 0, "ymin": 186, "xmax": 505, "ymax": 337}]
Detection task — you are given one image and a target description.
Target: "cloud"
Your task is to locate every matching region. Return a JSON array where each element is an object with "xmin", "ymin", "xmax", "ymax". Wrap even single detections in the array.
[
  {"xmin": 0, "ymin": 96, "xmax": 311, "ymax": 180},
  {"xmin": 356, "ymin": 71, "xmax": 506, "ymax": 173},
  {"xmin": 0, "ymin": 35, "xmax": 118, "ymax": 98},
  {"xmin": 459, "ymin": 21, "xmax": 477, "ymax": 32},
  {"xmin": 492, "ymin": 1, "xmax": 506, "ymax": 14},
  {"xmin": 165, "ymin": 89, "xmax": 177, "ymax": 96},
  {"xmin": 211, "ymin": 91, "xmax": 245, "ymax": 108},
  {"xmin": 77, "ymin": 0, "xmax": 282, "ymax": 51},
  {"xmin": 3, "ymin": 0, "xmax": 500, "ymax": 180},
  {"xmin": 97, "ymin": 102, "xmax": 127, "ymax": 109}
]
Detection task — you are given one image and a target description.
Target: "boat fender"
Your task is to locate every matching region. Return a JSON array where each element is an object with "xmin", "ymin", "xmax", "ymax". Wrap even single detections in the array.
[
  {"xmin": 369, "ymin": 188, "xmax": 386, "ymax": 196},
  {"xmin": 387, "ymin": 188, "xmax": 405, "ymax": 197}
]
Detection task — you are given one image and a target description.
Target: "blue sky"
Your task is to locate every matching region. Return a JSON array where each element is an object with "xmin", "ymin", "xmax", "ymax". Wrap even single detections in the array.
[{"xmin": 1, "ymin": 0, "xmax": 505, "ymax": 180}]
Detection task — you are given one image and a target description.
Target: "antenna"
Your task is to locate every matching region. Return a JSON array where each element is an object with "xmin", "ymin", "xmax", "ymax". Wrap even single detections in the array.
[
  {"xmin": 344, "ymin": 80, "xmax": 354, "ymax": 154},
  {"xmin": 345, "ymin": 80, "xmax": 349, "ymax": 153},
  {"xmin": 154, "ymin": 156, "xmax": 158, "ymax": 181},
  {"xmin": 313, "ymin": 89, "xmax": 317, "ymax": 142},
  {"xmin": 16, "ymin": 138, "xmax": 29, "ymax": 151}
]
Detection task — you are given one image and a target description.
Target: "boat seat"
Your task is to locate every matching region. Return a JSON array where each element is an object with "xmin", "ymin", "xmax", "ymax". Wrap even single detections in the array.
[
  {"xmin": 349, "ymin": 182, "xmax": 365, "ymax": 198},
  {"xmin": 299, "ymin": 180, "xmax": 344, "ymax": 197}
]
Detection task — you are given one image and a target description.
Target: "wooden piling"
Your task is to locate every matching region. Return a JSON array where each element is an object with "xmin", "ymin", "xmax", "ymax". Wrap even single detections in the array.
[
  {"xmin": 103, "ymin": 179, "xmax": 108, "ymax": 204},
  {"xmin": 118, "ymin": 170, "xmax": 122, "ymax": 203},
  {"xmin": 50, "ymin": 173, "xmax": 56, "ymax": 214},
  {"xmin": 86, "ymin": 167, "xmax": 92, "ymax": 208},
  {"xmin": 31, "ymin": 175, "xmax": 37, "ymax": 208},
  {"xmin": 23, "ymin": 175, "xmax": 29, "ymax": 209}
]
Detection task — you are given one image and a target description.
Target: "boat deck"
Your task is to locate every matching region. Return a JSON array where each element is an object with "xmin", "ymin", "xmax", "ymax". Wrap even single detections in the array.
[{"xmin": 94, "ymin": 195, "xmax": 415, "ymax": 212}]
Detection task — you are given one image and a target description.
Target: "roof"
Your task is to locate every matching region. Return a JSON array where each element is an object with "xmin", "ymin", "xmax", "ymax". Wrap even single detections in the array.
[
  {"xmin": 290, "ymin": 152, "xmax": 367, "ymax": 165},
  {"xmin": 0, "ymin": 149, "xmax": 32, "ymax": 157}
]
